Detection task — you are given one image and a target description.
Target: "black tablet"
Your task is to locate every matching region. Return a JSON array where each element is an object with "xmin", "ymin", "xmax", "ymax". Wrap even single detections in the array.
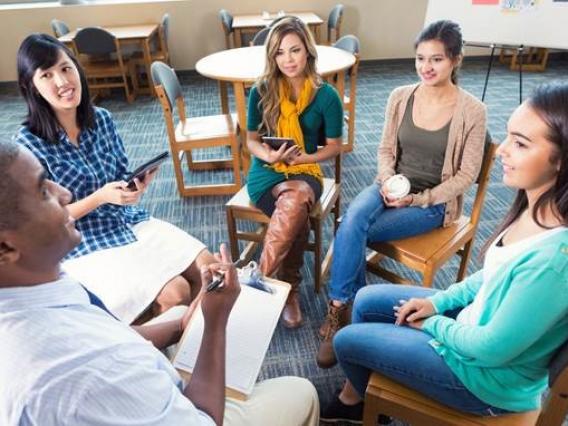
[
  {"xmin": 125, "ymin": 151, "xmax": 169, "ymax": 189},
  {"xmin": 261, "ymin": 136, "xmax": 296, "ymax": 150}
]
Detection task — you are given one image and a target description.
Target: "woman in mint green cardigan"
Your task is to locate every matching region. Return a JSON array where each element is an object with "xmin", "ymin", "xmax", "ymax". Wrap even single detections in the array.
[{"xmin": 321, "ymin": 82, "xmax": 568, "ymax": 424}]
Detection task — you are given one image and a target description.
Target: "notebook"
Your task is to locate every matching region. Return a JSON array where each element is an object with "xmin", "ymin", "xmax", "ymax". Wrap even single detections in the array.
[{"xmin": 173, "ymin": 277, "xmax": 290, "ymax": 400}]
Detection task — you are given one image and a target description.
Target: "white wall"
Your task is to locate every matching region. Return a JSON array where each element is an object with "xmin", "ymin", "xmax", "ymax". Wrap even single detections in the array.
[{"xmin": 0, "ymin": 0, "xmax": 430, "ymax": 82}]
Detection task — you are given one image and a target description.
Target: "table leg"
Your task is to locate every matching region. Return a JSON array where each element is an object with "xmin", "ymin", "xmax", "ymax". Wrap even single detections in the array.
[
  {"xmin": 218, "ymin": 81, "xmax": 229, "ymax": 115},
  {"xmin": 335, "ymin": 70, "xmax": 346, "ymax": 100},
  {"xmin": 312, "ymin": 24, "xmax": 321, "ymax": 44},
  {"xmin": 232, "ymin": 81, "xmax": 250, "ymax": 174}
]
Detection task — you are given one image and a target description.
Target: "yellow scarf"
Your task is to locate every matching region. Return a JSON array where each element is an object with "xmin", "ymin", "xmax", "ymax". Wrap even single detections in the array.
[{"xmin": 268, "ymin": 79, "xmax": 323, "ymax": 182}]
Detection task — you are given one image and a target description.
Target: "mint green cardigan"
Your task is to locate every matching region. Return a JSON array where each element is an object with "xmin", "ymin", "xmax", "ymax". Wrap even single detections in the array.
[{"xmin": 423, "ymin": 229, "xmax": 568, "ymax": 412}]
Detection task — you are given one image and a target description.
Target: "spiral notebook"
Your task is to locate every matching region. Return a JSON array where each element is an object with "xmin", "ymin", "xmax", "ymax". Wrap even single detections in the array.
[{"xmin": 173, "ymin": 277, "xmax": 290, "ymax": 400}]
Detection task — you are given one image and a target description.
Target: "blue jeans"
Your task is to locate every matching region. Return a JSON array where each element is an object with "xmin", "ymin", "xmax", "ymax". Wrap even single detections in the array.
[
  {"xmin": 328, "ymin": 183, "xmax": 445, "ymax": 302},
  {"xmin": 333, "ymin": 284, "xmax": 511, "ymax": 416}
]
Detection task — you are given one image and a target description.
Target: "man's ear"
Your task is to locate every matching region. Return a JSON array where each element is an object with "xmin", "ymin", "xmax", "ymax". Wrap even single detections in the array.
[{"xmin": 0, "ymin": 235, "xmax": 20, "ymax": 266}]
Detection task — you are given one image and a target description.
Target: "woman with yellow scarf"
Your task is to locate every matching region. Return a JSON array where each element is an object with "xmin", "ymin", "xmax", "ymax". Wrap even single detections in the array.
[{"xmin": 246, "ymin": 17, "xmax": 343, "ymax": 328}]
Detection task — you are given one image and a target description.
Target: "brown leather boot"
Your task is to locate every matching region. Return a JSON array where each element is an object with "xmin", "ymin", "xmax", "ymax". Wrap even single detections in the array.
[
  {"xmin": 319, "ymin": 302, "xmax": 352, "ymax": 337},
  {"xmin": 316, "ymin": 301, "xmax": 351, "ymax": 368},
  {"xmin": 259, "ymin": 180, "xmax": 315, "ymax": 277},
  {"xmin": 277, "ymin": 220, "xmax": 310, "ymax": 328},
  {"xmin": 259, "ymin": 180, "xmax": 314, "ymax": 329}
]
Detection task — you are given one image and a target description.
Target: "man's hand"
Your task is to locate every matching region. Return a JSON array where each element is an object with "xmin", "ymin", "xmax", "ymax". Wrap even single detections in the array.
[
  {"xmin": 394, "ymin": 297, "xmax": 436, "ymax": 329},
  {"xmin": 200, "ymin": 244, "xmax": 240, "ymax": 330}
]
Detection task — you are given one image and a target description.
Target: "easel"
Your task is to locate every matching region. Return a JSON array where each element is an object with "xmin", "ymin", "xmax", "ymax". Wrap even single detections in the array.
[{"xmin": 465, "ymin": 42, "xmax": 524, "ymax": 104}]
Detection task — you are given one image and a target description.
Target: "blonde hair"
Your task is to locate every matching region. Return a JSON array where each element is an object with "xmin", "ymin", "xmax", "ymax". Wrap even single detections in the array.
[{"xmin": 255, "ymin": 16, "xmax": 322, "ymax": 135}]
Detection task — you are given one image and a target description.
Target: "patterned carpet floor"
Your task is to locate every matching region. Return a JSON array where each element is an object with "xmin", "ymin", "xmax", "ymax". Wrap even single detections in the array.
[{"xmin": 1, "ymin": 54, "xmax": 566, "ymax": 426}]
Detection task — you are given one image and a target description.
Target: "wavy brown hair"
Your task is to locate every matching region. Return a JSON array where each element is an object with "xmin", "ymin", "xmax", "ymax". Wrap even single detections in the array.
[{"xmin": 254, "ymin": 16, "xmax": 322, "ymax": 136}]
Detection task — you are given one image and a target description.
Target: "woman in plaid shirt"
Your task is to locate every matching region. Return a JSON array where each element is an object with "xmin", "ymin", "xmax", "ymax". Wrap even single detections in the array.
[{"xmin": 14, "ymin": 34, "xmax": 215, "ymax": 324}]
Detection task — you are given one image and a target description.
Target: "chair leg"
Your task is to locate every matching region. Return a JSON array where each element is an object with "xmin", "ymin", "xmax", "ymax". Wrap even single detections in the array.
[
  {"xmin": 422, "ymin": 265, "xmax": 435, "ymax": 287},
  {"xmin": 226, "ymin": 207, "xmax": 240, "ymax": 262},
  {"xmin": 229, "ymin": 136, "xmax": 242, "ymax": 188},
  {"xmin": 313, "ymin": 219, "xmax": 322, "ymax": 293},
  {"xmin": 172, "ymin": 150, "xmax": 186, "ymax": 196},
  {"xmin": 362, "ymin": 394, "xmax": 381, "ymax": 426},
  {"xmin": 185, "ymin": 150, "xmax": 196, "ymax": 170},
  {"xmin": 347, "ymin": 107, "xmax": 355, "ymax": 151},
  {"xmin": 457, "ymin": 240, "xmax": 474, "ymax": 282}
]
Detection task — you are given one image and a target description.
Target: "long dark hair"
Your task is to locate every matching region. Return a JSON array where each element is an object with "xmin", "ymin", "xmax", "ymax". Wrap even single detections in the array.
[
  {"xmin": 414, "ymin": 20, "xmax": 463, "ymax": 85},
  {"xmin": 485, "ymin": 82, "xmax": 568, "ymax": 251},
  {"xmin": 17, "ymin": 33, "xmax": 94, "ymax": 143}
]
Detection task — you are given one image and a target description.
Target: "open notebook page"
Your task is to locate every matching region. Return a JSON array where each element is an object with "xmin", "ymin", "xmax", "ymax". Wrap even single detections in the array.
[{"xmin": 173, "ymin": 279, "xmax": 289, "ymax": 397}]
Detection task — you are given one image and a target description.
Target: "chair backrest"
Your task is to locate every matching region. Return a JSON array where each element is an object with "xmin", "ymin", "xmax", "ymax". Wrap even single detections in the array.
[
  {"xmin": 150, "ymin": 61, "xmax": 185, "ymax": 120},
  {"xmin": 327, "ymin": 4, "xmax": 344, "ymax": 43},
  {"xmin": 469, "ymin": 132, "xmax": 497, "ymax": 226},
  {"xmin": 219, "ymin": 9, "xmax": 233, "ymax": 34},
  {"xmin": 333, "ymin": 34, "xmax": 359, "ymax": 55},
  {"xmin": 536, "ymin": 339, "xmax": 568, "ymax": 426},
  {"xmin": 219, "ymin": 9, "xmax": 234, "ymax": 49},
  {"xmin": 74, "ymin": 27, "xmax": 117, "ymax": 55},
  {"xmin": 51, "ymin": 19, "xmax": 70, "ymax": 38},
  {"xmin": 161, "ymin": 13, "xmax": 170, "ymax": 44},
  {"xmin": 251, "ymin": 27, "xmax": 270, "ymax": 46}
]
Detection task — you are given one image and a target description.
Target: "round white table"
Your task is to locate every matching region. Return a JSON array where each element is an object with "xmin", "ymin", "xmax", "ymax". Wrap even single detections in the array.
[{"xmin": 196, "ymin": 45, "xmax": 356, "ymax": 171}]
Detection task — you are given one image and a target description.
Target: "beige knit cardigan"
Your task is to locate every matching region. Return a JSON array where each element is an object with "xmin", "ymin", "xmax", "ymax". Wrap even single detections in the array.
[{"xmin": 376, "ymin": 83, "xmax": 487, "ymax": 227}]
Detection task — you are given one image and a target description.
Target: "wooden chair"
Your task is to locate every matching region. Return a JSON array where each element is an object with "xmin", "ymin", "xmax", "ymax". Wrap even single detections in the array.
[
  {"xmin": 73, "ymin": 27, "xmax": 135, "ymax": 103},
  {"xmin": 226, "ymin": 154, "xmax": 342, "ymax": 293},
  {"xmin": 333, "ymin": 35, "xmax": 360, "ymax": 153},
  {"xmin": 327, "ymin": 4, "xmax": 344, "ymax": 44},
  {"xmin": 151, "ymin": 61, "xmax": 242, "ymax": 197},
  {"xmin": 366, "ymin": 135, "xmax": 497, "ymax": 287},
  {"xmin": 363, "ymin": 339, "xmax": 568, "ymax": 426},
  {"xmin": 129, "ymin": 13, "xmax": 171, "ymax": 90},
  {"xmin": 219, "ymin": 9, "xmax": 235, "ymax": 49}
]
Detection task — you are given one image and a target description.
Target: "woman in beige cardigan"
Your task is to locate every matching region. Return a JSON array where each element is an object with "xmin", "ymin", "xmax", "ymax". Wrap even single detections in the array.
[{"xmin": 316, "ymin": 20, "xmax": 486, "ymax": 369}]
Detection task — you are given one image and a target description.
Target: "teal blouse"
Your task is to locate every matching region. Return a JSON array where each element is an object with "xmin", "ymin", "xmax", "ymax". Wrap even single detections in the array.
[
  {"xmin": 423, "ymin": 229, "xmax": 568, "ymax": 412},
  {"xmin": 246, "ymin": 82, "xmax": 343, "ymax": 203}
]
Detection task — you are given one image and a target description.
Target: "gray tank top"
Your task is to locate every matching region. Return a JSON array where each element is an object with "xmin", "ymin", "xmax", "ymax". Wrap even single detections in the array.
[{"xmin": 395, "ymin": 93, "xmax": 450, "ymax": 193}]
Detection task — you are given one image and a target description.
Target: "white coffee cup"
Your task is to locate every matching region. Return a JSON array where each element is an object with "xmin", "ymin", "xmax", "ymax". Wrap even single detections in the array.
[{"xmin": 384, "ymin": 174, "xmax": 411, "ymax": 199}]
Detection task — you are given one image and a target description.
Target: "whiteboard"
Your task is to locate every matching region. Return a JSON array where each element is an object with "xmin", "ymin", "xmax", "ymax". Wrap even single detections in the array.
[{"xmin": 425, "ymin": 0, "xmax": 568, "ymax": 49}]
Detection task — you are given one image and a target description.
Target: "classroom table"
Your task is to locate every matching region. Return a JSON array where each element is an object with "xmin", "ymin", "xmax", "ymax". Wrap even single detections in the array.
[
  {"xmin": 232, "ymin": 12, "xmax": 323, "ymax": 47},
  {"xmin": 59, "ymin": 24, "xmax": 159, "ymax": 96},
  {"xmin": 195, "ymin": 45, "xmax": 356, "ymax": 171}
]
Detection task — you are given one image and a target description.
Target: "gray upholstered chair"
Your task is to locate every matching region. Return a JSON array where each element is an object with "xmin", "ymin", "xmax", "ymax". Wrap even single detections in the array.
[
  {"xmin": 151, "ymin": 61, "xmax": 242, "ymax": 197},
  {"xmin": 51, "ymin": 19, "xmax": 70, "ymax": 38},
  {"xmin": 250, "ymin": 27, "xmax": 270, "ymax": 46},
  {"xmin": 333, "ymin": 35, "xmax": 360, "ymax": 152},
  {"xmin": 327, "ymin": 4, "xmax": 344, "ymax": 44},
  {"xmin": 219, "ymin": 9, "xmax": 235, "ymax": 49},
  {"xmin": 73, "ymin": 27, "xmax": 134, "ymax": 103}
]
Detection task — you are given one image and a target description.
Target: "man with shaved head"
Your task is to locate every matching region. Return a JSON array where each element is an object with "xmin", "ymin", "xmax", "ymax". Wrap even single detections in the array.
[{"xmin": 0, "ymin": 140, "xmax": 318, "ymax": 426}]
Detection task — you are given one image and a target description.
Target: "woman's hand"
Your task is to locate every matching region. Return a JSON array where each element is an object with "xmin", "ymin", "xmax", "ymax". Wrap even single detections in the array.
[
  {"xmin": 380, "ymin": 188, "xmax": 413, "ymax": 208},
  {"xmin": 94, "ymin": 181, "xmax": 143, "ymax": 206},
  {"xmin": 130, "ymin": 168, "xmax": 158, "ymax": 193},
  {"xmin": 285, "ymin": 151, "xmax": 311, "ymax": 166},
  {"xmin": 263, "ymin": 143, "xmax": 301, "ymax": 164},
  {"xmin": 394, "ymin": 297, "xmax": 436, "ymax": 329}
]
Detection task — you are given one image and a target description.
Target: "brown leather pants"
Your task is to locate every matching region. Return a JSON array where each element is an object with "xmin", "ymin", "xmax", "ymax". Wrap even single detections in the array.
[{"xmin": 259, "ymin": 180, "xmax": 315, "ymax": 328}]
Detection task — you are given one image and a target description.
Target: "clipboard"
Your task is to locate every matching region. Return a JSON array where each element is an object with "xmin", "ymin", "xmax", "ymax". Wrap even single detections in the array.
[{"xmin": 173, "ymin": 277, "xmax": 290, "ymax": 400}]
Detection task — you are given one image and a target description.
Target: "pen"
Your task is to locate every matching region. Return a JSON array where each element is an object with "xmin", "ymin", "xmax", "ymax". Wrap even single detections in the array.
[
  {"xmin": 206, "ymin": 273, "xmax": 225, "ymax": 293},
  {"xmin": 205, "ymin": 256, "xmax": 246, "ymax": 293}
]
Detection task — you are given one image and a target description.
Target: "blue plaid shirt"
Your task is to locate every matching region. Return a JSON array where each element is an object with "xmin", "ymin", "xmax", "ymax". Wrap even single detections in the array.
[{"xmin": 15, "ymin": 107, "xmax": 149, "ymax": 259}]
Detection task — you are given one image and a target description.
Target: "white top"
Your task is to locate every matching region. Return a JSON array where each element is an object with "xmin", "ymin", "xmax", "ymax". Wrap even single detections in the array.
[
  {"xmin": 457, "ymin": 226, "xmax": 567, "ymax": 325},
  {"xmin": 0, "ymin": 275, "xmax": 214, "ymax": 426}
]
